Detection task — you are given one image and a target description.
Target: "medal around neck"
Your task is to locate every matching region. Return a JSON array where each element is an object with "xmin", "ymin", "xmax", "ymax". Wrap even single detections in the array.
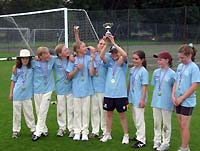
[{"xmin": 111, "ymin": 78, "xmax": 115, "ymax": 84}]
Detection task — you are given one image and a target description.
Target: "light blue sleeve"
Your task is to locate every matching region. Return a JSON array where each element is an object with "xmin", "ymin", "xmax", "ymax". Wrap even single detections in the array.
[
  {"xmin": 11, "ymin": 73, "xmax": 17, "ymax": 82},
  {"xmin": 191, "ymin": 65, "xmax": 200, "ymax": 83},
  {"xmin": 66, "ymin": 61, "xmax": 74, "ymax": 73},
  {"xmin": 142, "ymin": 69, "xmax": 149, "ymax": 85}
]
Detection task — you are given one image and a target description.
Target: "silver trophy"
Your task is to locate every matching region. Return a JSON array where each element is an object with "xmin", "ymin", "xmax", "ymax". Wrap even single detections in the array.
[{"xmin": 103, "ymin": 23, "xmax": 113, "ymax": 36}]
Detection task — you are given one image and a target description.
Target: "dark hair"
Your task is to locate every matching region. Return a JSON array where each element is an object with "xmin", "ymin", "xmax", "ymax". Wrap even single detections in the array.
[
  {"xmin": 189, "ymin": 45, "xmax": 197, "ymax": 62},
  {"xmin": 179, "ymin": 44, "xmax": 195, "ymax": 61},
  {"xmin": 133, "ymin": 50, "xmax": 147, "ymax": 68},
  {"xmin": 16, "ymin": 57, "xmax": 32, "ymax": 68}
]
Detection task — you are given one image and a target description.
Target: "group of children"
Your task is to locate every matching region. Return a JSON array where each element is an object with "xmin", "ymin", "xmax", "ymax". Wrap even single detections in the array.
[{"xmin": 9, "ymin": 26, "xmax": 199, "ymax": 151}]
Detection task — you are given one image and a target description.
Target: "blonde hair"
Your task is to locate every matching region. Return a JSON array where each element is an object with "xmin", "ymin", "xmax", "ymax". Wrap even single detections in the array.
[
  {"xmin": 72, "ymin": 41, "xmax": 84, "ymax": 53},
  {"xmin": 54, "ymin": 44, "xmax": 65, "ymax": 56},
  {"xmin": 36, "ymin": 46, "xmax": 49, "ymax": 56}
]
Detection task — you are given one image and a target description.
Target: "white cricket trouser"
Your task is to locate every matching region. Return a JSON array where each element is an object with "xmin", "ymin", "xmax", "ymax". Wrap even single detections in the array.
[
  {"xmin": 132, "ymin": 106, "xmax": 146, "ymax": 144},
  {"xmin": 13, "ymin": 99, "xmax": 36, "ymax": 132},
  {"xmin": 57, "ymin": 94, "xmax": 73, "ymax": 131},
  {"xmin": 73, "ymin": 96, "xmax": 90, "ymax": 135},
  {"xmin": 153, "ymin": 108, "xmax": 172, "ymax": 145},
  {"xmin": 91, "ymin": 93, "xmax": 106, "ymax": 135},
  {"xmin": 34, "ymin": 91, "xmax": 52, "ymax": 136}
]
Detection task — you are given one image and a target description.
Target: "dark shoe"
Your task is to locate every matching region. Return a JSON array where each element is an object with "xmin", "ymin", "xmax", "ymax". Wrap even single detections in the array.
[
  {"xmin": 131, "ymin": 141, "xmax": 146, "ymax": 148},
  {"xmin": 89, "ymin": 133, "xmax": 99, "ymax": 139},
  {"xmin": 98, "ymin": 134, "xmax": 104, "ymax": 139},
  {"xmin": 41, "ymin": 132, "xmax": 48, "ymax": 137},
  {"xmin": 129, "ymin": 136, "xmax": 138, "ymax": 141},
  {"xmin": 32, "ymin": 134, "xmax": 40, "ymax": 141}
]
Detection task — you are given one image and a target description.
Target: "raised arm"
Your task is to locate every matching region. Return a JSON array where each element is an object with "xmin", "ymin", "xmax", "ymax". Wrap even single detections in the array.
[
  {"xmin": 99, "ymin": 36, "xmax": 108, "ymax": 63},
  {"xmin": 108, "ymin": 35, "xmax": 128, "ymax": 60},
  {"xmin": 74, "ymin": 26, "xmax": 81, "ymax": 43}
]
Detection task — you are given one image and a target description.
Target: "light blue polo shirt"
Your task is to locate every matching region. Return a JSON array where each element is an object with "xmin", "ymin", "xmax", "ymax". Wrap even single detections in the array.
[
  {"xmin": 32, "ymin": 57, "xmax": 55, "ymax": 94},
  {"xmin": 104, "ymin": 54, "xmax": 127, "ymax": 98},
  {"xmin": 67, "ymin": 55, "xmax": 94, "ymax": 97},
  {"xmin": 151, "ymin": 68, "xmax": 175, "ymax": 111},
  {"xmin": 11, "ymin": 66, "xmax": 33, "ymax": 101},
  {"xmin": 175, "ymin": 62, "xmax": 200, "ymax": 107},
  {"xmin": 92, "ymin": 52, "xmax": 107, "ymax": 93},
  {"xmin": 54, "ymin": 57, "xmax": 72, "ymax": 95},
  {"xmin": 128, "ymin": 66, "xmax": 149, "ymax": 107}
]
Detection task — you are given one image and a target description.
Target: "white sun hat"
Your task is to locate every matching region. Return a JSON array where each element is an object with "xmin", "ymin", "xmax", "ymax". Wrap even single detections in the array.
[{"xmin": 18, "ymin": 49, "xmax": 31, "ymax": 57}]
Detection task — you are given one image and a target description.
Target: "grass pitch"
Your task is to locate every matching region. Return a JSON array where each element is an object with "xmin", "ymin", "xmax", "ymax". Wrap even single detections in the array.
[{"xmin": 0, "ymin": 55, "xmax": 200, "ymax": 151}]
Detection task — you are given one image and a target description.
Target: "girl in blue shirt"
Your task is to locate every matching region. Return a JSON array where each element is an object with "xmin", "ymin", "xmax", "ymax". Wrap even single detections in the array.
[
  {"xmin": 67, "ymin": 37, "xmax": 95, "ymax": 141},
  {"xmin": 128, "ymin": 50, "xmax": 148, "ymax": 148},
  {"xmin": 54, "ymin": 44, "xmax": 74, "ymax": 137},
  {"xmin": 9, "ymin": 49, "xmax": 36, "ymax": 139},
  {"xmin": 172, "ymin": 44, "xmax": 200, "ymax": 151},
  {"xmin": 151, "ymin": 51, "xmax": 175, "ymax": 151}
]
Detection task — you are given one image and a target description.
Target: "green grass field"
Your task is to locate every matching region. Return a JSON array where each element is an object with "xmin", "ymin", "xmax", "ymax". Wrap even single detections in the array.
[{"xmin": 0, "ymin": 58, "xmax": 200, "ymax": 151}]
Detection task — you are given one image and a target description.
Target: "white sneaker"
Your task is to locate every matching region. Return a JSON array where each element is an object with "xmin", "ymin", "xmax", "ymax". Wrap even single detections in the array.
[
  {"xmin": 68, "ymin": 130, "xmax": 74, "ymax": 138},
  {"xmin": 81, "ymin": 134, "xmax": 88, "ymax": 141},
  {"xmin": 12, "ymin": 131, "xmax": 20, "ymax": 139},
  {"xmin": 122, "ymin": 134, "xmax": 129, "ymax": 144},
  {"xmin": 57, "ymin": 129, "xmax": 65, "ymax": 137},
  {"xmin": 177, "ymin": 147, "xmax": 190, "ymax": 151},
  {"xmin": 157, "ymin": 143, "xmax": 169, "ymax": 151},
  {"xmin": 73, "ymin": 133, "xmax": 80, "ymax": 141},
  {"xmin": 153, "ymin": 142, "xmax": 161, "ymax": 149},
  {"xmin": 100, "ymin": 133, "xmax": 112, "ymax": 142}
]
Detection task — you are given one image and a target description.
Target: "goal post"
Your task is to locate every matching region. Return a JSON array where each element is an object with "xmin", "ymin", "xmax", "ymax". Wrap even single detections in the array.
[{"xmin": 0, "ymin": 8, "xmax": 99, "ymax": 56}]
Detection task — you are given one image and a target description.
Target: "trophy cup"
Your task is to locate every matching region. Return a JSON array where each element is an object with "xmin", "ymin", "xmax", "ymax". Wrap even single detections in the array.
[{"xmin": 103, "ymin": 23, "xmax": 113, "ymax": 37}]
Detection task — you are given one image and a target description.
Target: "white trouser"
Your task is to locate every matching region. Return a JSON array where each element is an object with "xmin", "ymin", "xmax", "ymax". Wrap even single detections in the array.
[
  {"xmin": 34, "ymin": 91, "xmax": 52, "ymax": 136},
  {"xmin": 132, "ymin": 106, "xmax": 146, "ymax": 144},
  {"xmin": 153, "ymin": 108, "xmax": 172, "ymax": 145},
  {"xmin": 91, "ymin": 93, "xmax": 106, "ymax": 135},
  {"xmin": 13, "ymin": 99, "xmax": 36, "ymax": 132},
  {"xmin": 73, "ymin": 96, "xmax": 90, "ymax": 135},
  {"xmin": 57, "ymin": 94, "xmax": 73, "ymax": 132}
]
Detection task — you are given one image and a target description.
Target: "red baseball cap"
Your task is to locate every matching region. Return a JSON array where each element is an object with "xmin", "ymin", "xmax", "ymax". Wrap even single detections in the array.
[{"xmin": 153, "ymin": 51, "xmax": 172, "ymax": 61}]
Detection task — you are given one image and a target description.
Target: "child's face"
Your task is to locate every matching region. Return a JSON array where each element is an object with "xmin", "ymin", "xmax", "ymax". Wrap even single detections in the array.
[
  {"xmin": 21, "ymin": 57, "xmax": 29, "ymax": 65},
  {"xmin": 157, "ymin": 58, "xmax": 169, "ymax": 68},
  {"xmin": 132, "ymin": 54, "xmax": 143, "ymax": 67},
  {"xmin": 39, "ymin": 51, "xmax": 50, "ymax": 61},
  {"xmin": 111, "ymin": 52, "xmax": 119, "ymax": 60},
  {"xmin": 79, "ymin": 42, "xmax": 87, "ymax": 55},
  {"xmin": 60, "ymin": 46, "xmax": 70, "ymax": 58},
  {"xmin": 178, "ymin": 53, "xmax": 191, "ymax": 64},
  {"xmin": 97, "ymin": 39, "xmax": 106, "ymax": 51}
]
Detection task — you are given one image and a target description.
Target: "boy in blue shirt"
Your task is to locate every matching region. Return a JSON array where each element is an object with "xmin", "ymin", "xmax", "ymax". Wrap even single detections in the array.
[
  {"xmin": 31, "ymin": 47, "xmax": 55, "ymax": 141},
  {"xmin": 100, "ymin": 35, "xmax": 129, "ymax": 144}
]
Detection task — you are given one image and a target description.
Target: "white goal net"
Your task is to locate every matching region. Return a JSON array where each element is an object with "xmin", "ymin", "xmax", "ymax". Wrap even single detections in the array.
[{"xmin": 0, "ymin": 8, "xmax": 99, "ymax": 56}]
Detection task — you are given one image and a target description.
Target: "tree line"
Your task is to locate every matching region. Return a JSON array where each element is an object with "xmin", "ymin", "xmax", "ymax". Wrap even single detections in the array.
[{"xmin": 0, "ymin": 0, "xmax": 200, "ymax": 15}]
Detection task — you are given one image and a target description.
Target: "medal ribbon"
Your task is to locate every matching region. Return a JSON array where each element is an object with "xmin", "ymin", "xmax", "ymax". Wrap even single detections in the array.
[
  {"xmin": 112, "ymin": 60, "xmax": 117, "ymax": 79},
  {"xmin": 158, "ymin": 68, "xmax": 168, "ymax": 91},
  {"xmin": 21, "ymin": 67, "xmax": 27, "ymax": 88},
  {"xmin": 178, "ymin": 64, "xmax": 189, "ymax": 89},
  {"xmin": 131, "ymin": 67, "xmax": 141, "ymax": 90},
  {"xmin": 60, "ymin": 59, "xmax": 68, "ymax": 82},
  {"xmin": 78, "ymin": 56, "xmax": 84, "ymax": 77}
]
